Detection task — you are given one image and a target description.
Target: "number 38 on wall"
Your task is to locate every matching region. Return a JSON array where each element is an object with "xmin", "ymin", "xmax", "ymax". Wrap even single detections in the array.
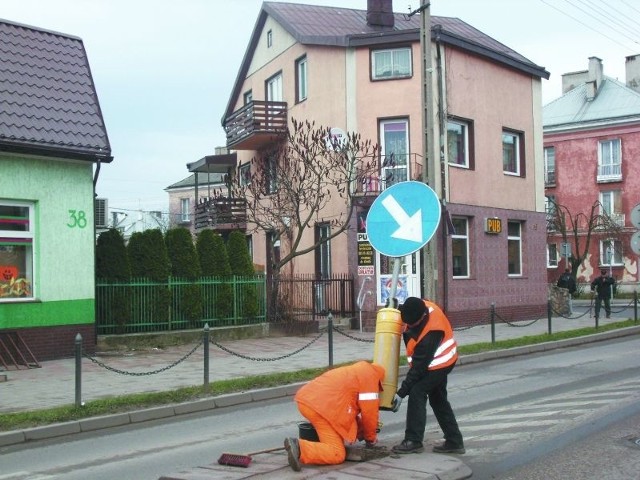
[{"xmin": 67, "ymin": 210, "xmax": 88, "ymax": 228}]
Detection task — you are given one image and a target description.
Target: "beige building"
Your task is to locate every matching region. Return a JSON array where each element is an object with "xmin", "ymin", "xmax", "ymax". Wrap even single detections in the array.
[{"xmin": 186, "ymin": 1, "xmax": 551, "ymax": 326}]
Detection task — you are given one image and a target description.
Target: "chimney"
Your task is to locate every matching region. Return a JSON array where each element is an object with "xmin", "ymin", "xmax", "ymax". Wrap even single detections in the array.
[
  {"xmin": 626, "ymin": 54, "xmax": 640, "ymax": 93},
  {"xmin": 585, "ymin": 56, "xmax": 603, "ymax": 101},
  {"xmin": 367, "ymin": 0, "xmax": 394, "ymax": 28}
]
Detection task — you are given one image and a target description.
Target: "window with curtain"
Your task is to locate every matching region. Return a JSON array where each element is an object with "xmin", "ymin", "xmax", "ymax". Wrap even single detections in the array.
[
  {"xmin": 544, "ymin": 146, "xmax": 555, "ymax": 185},
  {"xmin": 507, "ymin": 221, "xmax": 522, "ymax": 276},
  {"xmin": 371, "ymin": 47, "xmax": 412, "ymax": 80},
  {"xmin": 451, "ymin": 217, "xmax": 469, "ymax": 277},
  {"xmin": 379, "ymin": 119, "xmax": 408, "ymax": 188},
  {"xmin": 296, "ymin": 55, "xmax": 307, "ymax": 103},
  {"xmin": 0, "ymin": 202, "xmax": 34, "ymax": 300},
  {"xmin": 597, "ymin": 139, "xmax": 621, "ymax": 180},
  {"xmin": 447, "ymin": 119, "xmax": 471, "ymax": 168},
  {"xmin": 502, "ymin": 131, "xmax": 521, "ymax": 175},
  {"xmin": 180, "ymin": 198, "xmax": 190, "ymax": 223}
]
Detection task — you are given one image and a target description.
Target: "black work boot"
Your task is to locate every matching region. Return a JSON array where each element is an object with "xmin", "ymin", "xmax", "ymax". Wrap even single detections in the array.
[
  {"xmin": 284, "ymin": 437, "xmax": 301, "ymax": 471},
  {"xmin": 432, "ymin": 441, "xmax": 465, "ymax": 454},
  {"xmin": 392, "ymin": 439, "xmax": 424, "ymax": 454}
]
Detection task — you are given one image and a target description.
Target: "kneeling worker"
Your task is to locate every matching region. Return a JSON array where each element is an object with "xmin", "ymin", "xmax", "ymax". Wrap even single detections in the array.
[{"xmin": 284, "ymin": 360, "xmax": 386, "ymax": 471}]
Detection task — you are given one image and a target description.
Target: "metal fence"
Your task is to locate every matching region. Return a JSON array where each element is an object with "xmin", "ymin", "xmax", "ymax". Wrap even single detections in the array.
[
  {"xmin": 96, "ymin": 274, "xmax": 355, "ymax": 335},
  {"xmin": 96, "ymin": 276, "xmax": 267, "ymax": 334}
]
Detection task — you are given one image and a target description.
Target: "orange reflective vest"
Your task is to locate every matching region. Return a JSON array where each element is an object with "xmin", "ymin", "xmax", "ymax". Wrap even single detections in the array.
[
  {"xmin": 405, "ymin": 300, "xmax": 458, "ymax": 370},
  {"xmin": 294, "ymin": 361, "xmax": 384, "ymax": 443}
]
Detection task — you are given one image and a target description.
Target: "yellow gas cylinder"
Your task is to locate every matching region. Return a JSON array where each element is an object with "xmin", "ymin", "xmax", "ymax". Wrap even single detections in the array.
[{"xmin": 373, "ymin": 307, "xmax": 403, "ymax": 409}]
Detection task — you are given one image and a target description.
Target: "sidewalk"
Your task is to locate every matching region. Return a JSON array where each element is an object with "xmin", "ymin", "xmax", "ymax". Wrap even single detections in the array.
[{"xmin": 1, "ymin": 302, "xmax": 639, "ymax": 479}]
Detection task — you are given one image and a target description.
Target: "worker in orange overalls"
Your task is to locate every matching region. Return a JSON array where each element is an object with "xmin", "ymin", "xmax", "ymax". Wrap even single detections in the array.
[{"xmin": 283, "ymin": 360, "xmax": 385, "ymax": 471}]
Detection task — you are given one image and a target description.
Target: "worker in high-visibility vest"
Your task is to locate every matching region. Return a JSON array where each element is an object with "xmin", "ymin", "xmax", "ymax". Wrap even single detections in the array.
[
  {"xmin": 390, "ymin": 297, "xmax": 465, "ymax": 455},
  {"xmin": 283, "ymin": 361, "xmax": 386, "ymax": 471}
]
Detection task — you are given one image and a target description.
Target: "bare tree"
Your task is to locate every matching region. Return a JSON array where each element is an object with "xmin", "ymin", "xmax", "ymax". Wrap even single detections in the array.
[
  {"xmin": 226, "ymin": 118, "xmax": 380, "ymax": 318},
  {"xmin": 547, "ymin": 199, "xmax": 624, "ymax": 279}
]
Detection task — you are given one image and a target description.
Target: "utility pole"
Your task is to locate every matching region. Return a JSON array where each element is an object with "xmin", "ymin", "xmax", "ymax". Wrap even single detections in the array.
[{"xmin": 420, "ymin": 0, "xmax": 438, "ymax": 301}]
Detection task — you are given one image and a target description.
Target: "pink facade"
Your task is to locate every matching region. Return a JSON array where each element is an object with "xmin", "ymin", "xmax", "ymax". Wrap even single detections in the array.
[{"xmin": 544, "ymin": 56, "xmax": 640, "ymax": 290}]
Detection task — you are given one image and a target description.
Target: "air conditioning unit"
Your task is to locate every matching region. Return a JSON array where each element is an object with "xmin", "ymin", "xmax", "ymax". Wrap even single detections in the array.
[{"xmin": 95, "ymin": 198, "xmax": 108, "ymax": 228}]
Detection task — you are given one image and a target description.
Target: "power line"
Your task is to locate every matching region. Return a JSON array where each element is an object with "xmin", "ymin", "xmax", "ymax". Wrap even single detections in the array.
[{"xmin": 565, "ymin": 0, "xmax": 640, "ymax": 46}]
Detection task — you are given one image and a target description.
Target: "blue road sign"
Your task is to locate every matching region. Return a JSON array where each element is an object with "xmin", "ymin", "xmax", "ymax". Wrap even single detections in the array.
[{"xmin": 366, "ymin": 181, "xmax": 441, "ymax": 257}]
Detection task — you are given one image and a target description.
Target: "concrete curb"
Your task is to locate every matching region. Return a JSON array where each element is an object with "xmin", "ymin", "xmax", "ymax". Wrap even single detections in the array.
[{"xmin": 2, "ymin": 326, "xmax": 639, "ymax": 448}]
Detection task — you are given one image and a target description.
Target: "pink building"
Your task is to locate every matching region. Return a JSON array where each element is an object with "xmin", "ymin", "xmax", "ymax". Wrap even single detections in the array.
[
  {"xmin": 185, "ymin": 1, "xmax": 550, "ymax": 326},
  {"xmin": 544, "ymin": 56, "xmax": 640, "ymax": 290}
]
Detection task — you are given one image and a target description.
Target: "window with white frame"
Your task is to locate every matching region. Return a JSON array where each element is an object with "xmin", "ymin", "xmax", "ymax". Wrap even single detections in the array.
[
  {"xmin": 547, "ymin": 243, "xmax": 558, "ymax": 268},
  {"xmin": 296, "ymin": 55, "xmax": 307, "ymax": 103},
  {"xmin": 507, "ymin": 221, "xmax": 522, "ymax": 276},
  {"xmin": 503, "ymin": 130, "xmax": 524, "ymax": 176},
  {"xmin": 447, "ymin": 119, "xmax": 471, "ymax": 168},
  {"xmin": 451, "ymin": 217, "xmax": 469, "ymax": 277},
  {"xmin": 544, "ymin": 146, "xmax": 555, "ymax": 185},
  {"xmin": 598, "ymin": 139, "xmax": 621, "ymax": 180},
  {"xmin": 380, "ymin": 118, "xmax": 409, "ymax": 188},
  {"xmin": 600, "ymin": 190, "xmax": 622, "ymax": 226},
  {"xmin": 600, "ymin": 239, "xmax": 622, "ymax": 266},
  {"xmin": 371, "ymin": 47, "xmax": 412, "ymax": 80},
  {"xmin": 267, "ymin": 29, "xmax": 273, "ymax": 48},
  {"xmin": 243, "ymin": 90, "xmax": 252, "ymax": 105},
  {"xmin": 180, "ymin": 198, "xmax": 190, "ymax": 223},
  {"xmin": 0, "ymin": 202, "xmax": 34, "ymax": 301}
]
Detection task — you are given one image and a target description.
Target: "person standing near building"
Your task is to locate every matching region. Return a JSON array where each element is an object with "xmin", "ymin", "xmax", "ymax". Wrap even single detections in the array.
[
  {"xmin": 390, "ymin": 297, "xmax": 465, "ymax": 455},
  {"xmin": 557, "ymin": 267, "xmax": 577, "ymax": 313},
  {"xmin": 283, "ymin": 361, "xmax": 386, "ymax": 471},
  {"xmin": 591, "ymin": 269, "xmax": 616, "ymax": 320}
]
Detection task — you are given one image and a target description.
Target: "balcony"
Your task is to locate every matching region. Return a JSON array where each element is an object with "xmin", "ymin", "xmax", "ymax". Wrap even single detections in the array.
[
  {"xmin": 224, "ymin": 100, "xmax": 287, "ymax": 150},
  {"xmin": 353, "ymin": 153, "xmax": 424, "ymax": 205},
  {"xmin": 194, "ymin": 196, "xmax": 247, "ymax": 231},
  {"xmin": 597, "ymin": 163, "xmax": 622, "ymax": 183}
]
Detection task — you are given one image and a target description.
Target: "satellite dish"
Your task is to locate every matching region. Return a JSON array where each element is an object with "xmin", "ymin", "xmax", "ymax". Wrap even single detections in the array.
[{"xmin": 325, "ymin": 127, "xmax": 347, "ymax": 151}]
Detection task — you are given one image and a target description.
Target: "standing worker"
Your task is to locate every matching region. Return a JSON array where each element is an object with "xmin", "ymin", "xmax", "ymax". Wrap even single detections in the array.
[
  {"xmin": 284, "ymin": 361, "xmax": 386, "ymax": 471},
  {"xmin": 390, "ymin": 297, "xmax": 465, "ymax": 455},
  {"xmin": 557, "ymin": 267, "xmax": 577, "ymax": 313},
  {"xmin": 590, "ymin": 269, "xmax": 616, "ymax": 320}
]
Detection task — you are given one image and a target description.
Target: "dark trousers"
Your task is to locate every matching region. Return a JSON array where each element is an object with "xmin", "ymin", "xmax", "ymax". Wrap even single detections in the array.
[
  {"xmin": 404, "ymin": 365, "xmax": 464, "ymax": 447},
  {"xmin": 594, "ymin": 295, "xmax": 611, "ymax": 318}
]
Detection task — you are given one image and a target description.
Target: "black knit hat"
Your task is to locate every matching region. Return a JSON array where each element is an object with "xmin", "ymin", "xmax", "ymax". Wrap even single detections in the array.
[{"xmin": 400, "ymin": 297, "xmax": 427, "ymax": 324}]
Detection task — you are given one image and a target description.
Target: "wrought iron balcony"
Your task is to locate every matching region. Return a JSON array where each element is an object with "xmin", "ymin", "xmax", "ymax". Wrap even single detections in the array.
[
  {"xmin": 194, "ymin": 196, "xmax": 247, "ymax": 231},
  {"xmin": 224, "ymin": 100, "xmax": 287, "ymax": 150},
  {"xmin": 353, "ymin": 153, "xmax": 424, "ymax": 198}
]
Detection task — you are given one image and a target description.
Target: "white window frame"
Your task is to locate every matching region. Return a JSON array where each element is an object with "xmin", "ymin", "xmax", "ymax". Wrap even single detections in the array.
[
  {"xmin": 447, "ymin": 119, "xmax": 469, "ymax": 168},
  {"xmin": 379, "ymin": 118, "xmax": 409, "ymax": 189},
  {"xmin": 502, "ymin": 130, "xmax": 521, "ymax": 176},
  {"xmin": 507, "ymin": 221, "xmax": 522, "ymax": 276},
  {"xmin": 547, "ymin": 243, "xmax": 558, "ymax": 268},
  {"xmin": 600, "ymin": 239, "xmax": 622, "ymax": 266},
  {"xmin": 597, "ymin": 138, "xmax": 622, "ymax": 180},
  {"xmin": 180, "ymin": 198, "xmax": 190, "ymax": 223},
  {"xmin": 371, "ymin": 47, "xmax": 412, "ymax": 80},
  {"xmin": 239, "ymin": 163, "xmax": 251, "ymax": 186},
  {"xmin": 0, "ymin": 201, "xmax": 35, "ymax": 301},
  {"xmin": 451, "ymin": 217, "xmax": 469, "ymax": 278},
  {"xmin": 296, "ymin": 55, "xmax": 307, "ymax": 103},
  {"xmin": 544, "ymin": 146, "xmax": 555, "ymax": 185}
]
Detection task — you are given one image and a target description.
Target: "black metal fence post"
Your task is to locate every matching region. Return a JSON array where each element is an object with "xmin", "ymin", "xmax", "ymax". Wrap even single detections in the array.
[
  {"xmin": 75, "ymin": 333, "xmax": 83, "ymax": 408},
  {"xmin": 328, "ymin": 311, "xmax": 334, "ymax": 367},
  {"xmin": 203, "ymin": 323, "xmax": 210, "ymax": 391},
  {"xmin": 490, "ymin": 303, "xmax": 496, "ymax": 344},
  {"xmin": 635, "ymin": 291, "xmax": 638, "ymax": 323},
  {"xmin": 547, "ymin": 299, "xmax": 552, "ymax": 335}
]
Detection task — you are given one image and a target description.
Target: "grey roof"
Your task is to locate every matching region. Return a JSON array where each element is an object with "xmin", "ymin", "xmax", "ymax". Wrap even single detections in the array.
[
  {"xmin": 224, "ymin": 1, "xmax": 549, "ymax": 122},
  {"xmin": 543, "ymin": 77, "xmax": 640, "ymax": 131},
  {"xmin": 165, "ymin": 172, "xmax": 226, "ymax": 191},
  {"xmin": 0, "ymin": 19, "xmax": 112, "ymax": 162}
]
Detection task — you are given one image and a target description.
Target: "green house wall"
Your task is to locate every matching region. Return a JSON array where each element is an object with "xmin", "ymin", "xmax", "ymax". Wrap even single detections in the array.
[{"xmin": 0, "ymin": 154, "xmax": 96, "ymax": 328}]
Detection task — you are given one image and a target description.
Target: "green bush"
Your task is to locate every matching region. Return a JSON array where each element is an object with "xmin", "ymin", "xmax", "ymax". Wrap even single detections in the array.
[
  {"xmin": 95, "ymin": 229, "xmax": 131, "ymax": 333},
  {"xmin": 227, "ymin": 230, "xmax": 259, "ymax": 319},
  {"xmin": 165, "ymin": 228, "xmax": 202, "ymax": 325},
  {"xmin": 197, "ymin": 230, "xmax": 233, "ymax": 320}
]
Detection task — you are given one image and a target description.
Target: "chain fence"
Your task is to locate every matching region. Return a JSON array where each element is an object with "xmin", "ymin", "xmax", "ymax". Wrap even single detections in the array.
[{"xmin": 72, "ymin": 297, "xmax": 639, "ymax": 406}]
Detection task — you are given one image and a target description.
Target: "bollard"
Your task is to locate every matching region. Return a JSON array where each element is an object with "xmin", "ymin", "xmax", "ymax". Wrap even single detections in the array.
[
  {"xmin": 75, "ymin": 333, "xmax": 82, "ymax": 408},
  {"xmin": 327, "ymin": 312, "xmax": 333, "ymax": 367},
  {"xmin": 203, "ymin": 323, "xmax": 210, "ymax": 391},
  {"xmin": 547, "ymin": 299, "xmax": 552, "ymax": 335},
  {"xmin": 373, "ymin": 307, "xmax": 402, "ymax": 410},
  {"xmin": 490, "ymin": 303, "xmax": 496, "ymax": 344}
]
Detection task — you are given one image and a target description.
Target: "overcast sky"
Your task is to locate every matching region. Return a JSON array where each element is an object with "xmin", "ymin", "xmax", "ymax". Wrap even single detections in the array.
[{"xmin": 2, "ymin": 0, "xmax": 639, "ymax": 214}]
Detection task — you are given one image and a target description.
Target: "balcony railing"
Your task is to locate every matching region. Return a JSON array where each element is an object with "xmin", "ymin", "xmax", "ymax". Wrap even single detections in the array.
[
  {"xmin": 354, "ymin": 153, "xmax": 424, "ymax": 196},
  {"xmin": 224, "ymin": 100, "xmax": 287, "ymax": 150},
  {"xmin": 194, "ymin": 196, "xmax": 247, "ymax": 231},
  {"xmin": 597, "ymin": 163, "xmax": 622, "ymax": 182},
  {"xmin": 544, "ymin": 170, "xmax": 556, "ymax": 186}
]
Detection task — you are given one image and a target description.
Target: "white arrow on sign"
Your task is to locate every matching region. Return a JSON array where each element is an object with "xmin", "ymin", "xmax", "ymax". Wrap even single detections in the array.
[{"xmin": 381, "ymin": 194, "xmax": 423, "ymax": 243}]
